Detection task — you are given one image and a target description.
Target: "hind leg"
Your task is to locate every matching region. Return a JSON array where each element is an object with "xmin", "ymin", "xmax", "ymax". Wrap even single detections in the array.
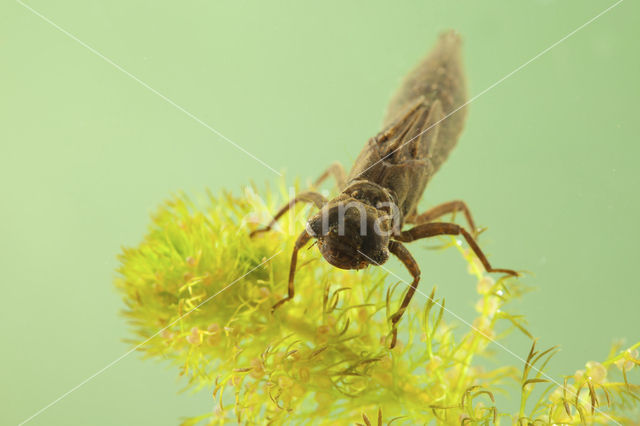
[
  {"xmin": 396, "ymin": 222, "xmax": 518, "ymax": 276},
  {"xmin": 406, "ymin": 200, "xmax": 477, "ymax": 238}
]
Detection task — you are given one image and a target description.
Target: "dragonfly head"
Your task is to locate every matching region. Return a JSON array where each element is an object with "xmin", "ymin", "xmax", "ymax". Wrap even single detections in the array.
[{"xmin": 306, "ymin": 198, "xmax": 390, "ymax": 270}]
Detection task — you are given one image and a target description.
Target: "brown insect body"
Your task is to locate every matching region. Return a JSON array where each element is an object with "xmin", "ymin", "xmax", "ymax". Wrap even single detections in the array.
[
  {"xmin": 309, "ymin": 31, "xmax": 467, "ymax": 271},
  {"xmin": 353, "ymin": 30, "xmax": 467, "ymax": 219},
  {"xmin": 251, "ymin": 31, "xmax": 516, "ymax": 347}
]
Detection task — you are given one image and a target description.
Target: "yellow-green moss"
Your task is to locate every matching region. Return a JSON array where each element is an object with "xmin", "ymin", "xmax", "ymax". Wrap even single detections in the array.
[{"xmin": 115, "ymin": 182, "xmax": 639, "ymax": 424}]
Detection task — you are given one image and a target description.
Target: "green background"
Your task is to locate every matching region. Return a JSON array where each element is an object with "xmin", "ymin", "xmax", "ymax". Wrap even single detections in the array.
[{"xmin": 1, "ymin": 0, "xmax": 638, "ymax": 424}]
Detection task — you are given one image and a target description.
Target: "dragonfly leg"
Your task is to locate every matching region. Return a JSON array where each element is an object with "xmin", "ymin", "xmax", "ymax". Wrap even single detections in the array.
[
  {"xmin": 272, "ymin": 230, "xmax": 312, "ymax": 312},
  {"xmin": 387, "ymin": 241, "xmax": 421, "ymax": 349},
  {"xmin": 312, "ymin": 162, "xmax": 347, "ymax": 190},
  {"xmin": 406, "ymin": 200, "xmax": 477, "ymax": 238},
  {"xmin": 251, "ymin": 161, "xmax": 347, "ymax": 238},
  {"xmin": 395, "ymin": 222, "xmax": 518, "ymax": 276},
  {"xmin": 249, "ymin": 191, "xmax": 326, "ymax": 237}
]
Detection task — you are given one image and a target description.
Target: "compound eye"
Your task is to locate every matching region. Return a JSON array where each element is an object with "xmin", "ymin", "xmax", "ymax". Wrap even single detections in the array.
[{"xmin": 306, "ymin": 215, "xmax": 326, "ymax": 237}]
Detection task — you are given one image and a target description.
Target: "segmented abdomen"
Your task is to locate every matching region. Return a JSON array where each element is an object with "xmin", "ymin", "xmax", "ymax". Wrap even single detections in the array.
[{"xmin": 382, "ymin": 30, "xmax": 468, "ymax": 174}]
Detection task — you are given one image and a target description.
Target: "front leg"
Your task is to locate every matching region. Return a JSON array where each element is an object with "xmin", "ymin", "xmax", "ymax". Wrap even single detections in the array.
[
  {"xmin": 272, "ymin": 230, "xmax": 312, "ymax": 312},
  {"xmin": 387, "ymin": 241, "xmax": 421, "ymax": 349},
  {"xmin": 396, "ymin": 222, "xmax": 518, "ymax": 276}
]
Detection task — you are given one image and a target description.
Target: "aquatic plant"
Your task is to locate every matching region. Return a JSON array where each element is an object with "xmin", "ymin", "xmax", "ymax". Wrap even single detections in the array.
[{"xmin": 115, "ymin": 183, "xmax": 639, "ymax": 424}]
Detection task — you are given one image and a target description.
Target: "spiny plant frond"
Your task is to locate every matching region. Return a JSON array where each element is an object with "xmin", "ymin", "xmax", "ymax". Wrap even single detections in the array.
[{"xmin": 115, "ymin": 182, "xmax": 640, "ymax": 424}]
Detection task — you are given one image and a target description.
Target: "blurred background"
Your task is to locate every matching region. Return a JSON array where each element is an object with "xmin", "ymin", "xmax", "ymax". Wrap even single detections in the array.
[{"xmin": 1, "ymin": 0, "xmax": 638, "ymax": 424}]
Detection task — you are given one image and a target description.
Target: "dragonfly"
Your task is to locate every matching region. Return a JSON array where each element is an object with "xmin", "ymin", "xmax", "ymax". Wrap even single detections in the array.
[{"xmin": 251, "ymin": 30, "xmax": 518, "ymax": 348}]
